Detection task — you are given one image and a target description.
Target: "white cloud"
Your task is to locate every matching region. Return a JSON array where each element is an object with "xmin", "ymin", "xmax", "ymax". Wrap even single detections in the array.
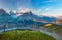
[
  {"xmin": 17, "ymin": 7, "xmax": 31, "ymax": 13},
  {"xmin": 43, "ymin": 0, "xmax": 53, "ymax": 3},
  {"xmin": 43, "ymin": 0, "xmax": 62, "ymax": 3},
  {"xmin": 31, "ymin": 7, "xmax": 62, "ymax": 17},
  {"xmin": 42, "ymin": 8, "xmax": 62, "ymax": 17},
  {"xmin": 31, "ymin": 7, "xmax": 52, "ymax": 15},
  {"xmin": 16, "ymin": 0, "xmax": 31, "ymax": 9}
]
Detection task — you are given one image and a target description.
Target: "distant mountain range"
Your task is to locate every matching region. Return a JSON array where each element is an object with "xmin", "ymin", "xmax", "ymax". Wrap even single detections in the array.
[
  {"xmin": 17, "ymin": 10, "xmax": 57, "ymax": 23},
  {"xmin": 0, "ymin": 9, "xmax": 58, "ymax": 25}
]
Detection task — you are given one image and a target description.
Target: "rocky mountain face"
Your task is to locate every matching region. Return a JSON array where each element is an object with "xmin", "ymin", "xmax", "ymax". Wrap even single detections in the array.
[{"xmin": 0, "ymin": 9, "xmax": 57, "ymax": 26}]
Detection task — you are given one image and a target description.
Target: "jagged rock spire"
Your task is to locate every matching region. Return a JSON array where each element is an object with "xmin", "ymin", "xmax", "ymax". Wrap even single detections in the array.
[{"xmin": 0, "ymin": 8, "xmax": 6, "ymax": 13}]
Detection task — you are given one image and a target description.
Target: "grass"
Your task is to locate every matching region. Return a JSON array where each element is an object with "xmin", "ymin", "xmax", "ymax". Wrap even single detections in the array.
[
  {"xmin": 0, "ymin": 30, "xmax": 56, "ymax": 40},
  {"xmin": 44, "ymin": 24, "xmax": 62, "ymax": 38},
  {"xmin": 44, "ymin": 24, "xmax": 62, "ymax": 31}
]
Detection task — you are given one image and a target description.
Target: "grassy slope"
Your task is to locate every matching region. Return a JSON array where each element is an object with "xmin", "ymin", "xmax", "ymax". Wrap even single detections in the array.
[
  {"xmin": 44, "ymin": 24, "xmax": 62, "ymax": 37},
  {"xmin": 45, "ymin": 24, "xmax": 62, "ymax": 31},
  {"xmin": 0, "ymin": 30, "xmax": 56, "ymax": 40}
]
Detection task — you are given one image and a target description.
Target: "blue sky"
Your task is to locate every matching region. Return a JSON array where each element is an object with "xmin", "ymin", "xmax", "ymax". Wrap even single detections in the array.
[{"xmin": 0, "ymin": 0, "xmax": 62, "ymax": 16}]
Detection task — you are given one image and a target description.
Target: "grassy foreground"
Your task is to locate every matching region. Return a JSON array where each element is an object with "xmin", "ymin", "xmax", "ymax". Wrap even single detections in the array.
[{"xmin": 0, "ymin": 30, "xmax": 56, "ymax": 40}]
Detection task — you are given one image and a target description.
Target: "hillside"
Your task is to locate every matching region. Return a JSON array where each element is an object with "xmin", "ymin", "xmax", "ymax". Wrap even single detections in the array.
[{"xmin": 0, "ymin": 30, "xmax": 56, "ymax": 40}]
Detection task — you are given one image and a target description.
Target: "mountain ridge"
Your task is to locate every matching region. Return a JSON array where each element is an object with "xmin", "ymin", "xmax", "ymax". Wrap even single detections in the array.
[{"xmin": 0, "ymin": 8, "xmax": 57, "ymax": 23}]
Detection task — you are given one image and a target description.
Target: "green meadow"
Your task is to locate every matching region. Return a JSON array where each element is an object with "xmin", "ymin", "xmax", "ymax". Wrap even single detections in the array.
[{"xmin": 0, "ymin": 30, "xmax": 56, "ymax": 40}]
